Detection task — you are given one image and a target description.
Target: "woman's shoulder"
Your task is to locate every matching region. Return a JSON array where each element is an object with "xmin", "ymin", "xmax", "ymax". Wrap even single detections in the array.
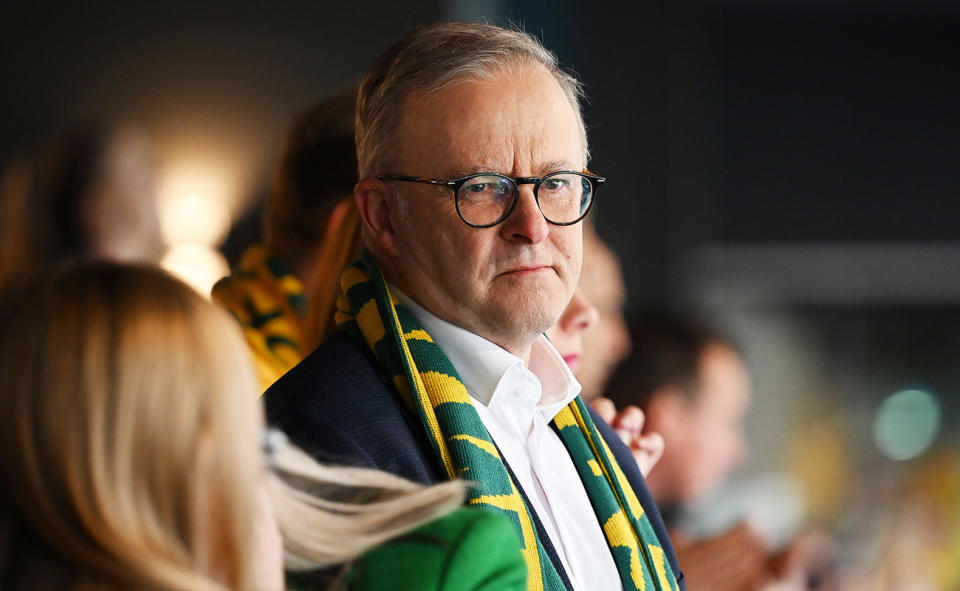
[
  {"xmin": 408, "ymin": 506, "xmax": 514, "ymax": 542},
  {"xmin": 349, "ymin": 507, "xmax": 527, "ymax": 591}
]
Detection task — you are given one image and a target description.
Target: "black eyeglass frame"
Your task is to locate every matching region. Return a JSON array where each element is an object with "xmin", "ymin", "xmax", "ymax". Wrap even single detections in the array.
[{"xmin": 376, "ymin": 171, "xmax": 605, "ymax": 228}]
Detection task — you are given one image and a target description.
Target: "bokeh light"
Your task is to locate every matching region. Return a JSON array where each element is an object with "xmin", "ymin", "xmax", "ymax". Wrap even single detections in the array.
[
  {"xmin": 161, "ymin": 243, "xmax": 229, "ymax": 297},
  {"xmin": 873, "ymin": 389, "xmax": 942, "ymax": 461},
  {"xmin": 157, "ymin": 163, "xmax": 233, "ymax": 247}
]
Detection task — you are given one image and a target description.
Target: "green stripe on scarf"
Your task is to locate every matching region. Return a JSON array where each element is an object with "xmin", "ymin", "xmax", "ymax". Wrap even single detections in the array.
[{"xmin": 336, "ymin": 252, "xmax": 678, "ymax": 591}]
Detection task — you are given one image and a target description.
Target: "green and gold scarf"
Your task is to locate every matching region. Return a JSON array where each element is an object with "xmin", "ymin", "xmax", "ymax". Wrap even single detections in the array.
[
  {"xmin": 212, "ymin": 245, "xmax": 307, "ymax": 392},
  {"xmin": 336, "ymin": 252, "xmax": 678, "ymax": 591}
]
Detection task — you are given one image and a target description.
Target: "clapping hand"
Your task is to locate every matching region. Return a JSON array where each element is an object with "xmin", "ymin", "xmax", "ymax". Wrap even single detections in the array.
[{"xmin": 590, "ymin": 397, "xmax": 666, "ymax": 478}]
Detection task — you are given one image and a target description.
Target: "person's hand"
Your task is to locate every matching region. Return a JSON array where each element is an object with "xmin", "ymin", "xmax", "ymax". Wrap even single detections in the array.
[
  {"xmin": 764, "ymin": 529, "xmax": 838, "ymax": 591},
  {"xmin": 590, "ymin": 397, "xmax": 665, "ymax": 478},
  {"xmin": 673, "ymin": 522, "xmax": 770, "ymax": 591}
]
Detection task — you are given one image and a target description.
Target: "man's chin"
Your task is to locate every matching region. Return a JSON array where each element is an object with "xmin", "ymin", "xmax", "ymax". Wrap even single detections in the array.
[{"xmin": 487, "ymin": 301, "xmax": 564, "ymax": 338}]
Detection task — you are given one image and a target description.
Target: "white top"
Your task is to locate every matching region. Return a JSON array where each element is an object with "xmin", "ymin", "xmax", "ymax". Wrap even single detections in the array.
[{"xmin": 394, "ymin": 290, "xmax": 624, "ymax": 591}]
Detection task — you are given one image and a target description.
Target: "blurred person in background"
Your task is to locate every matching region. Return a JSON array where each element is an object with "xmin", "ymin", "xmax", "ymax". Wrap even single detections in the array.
[
  {"xmin": 547, "ymin": 223, "xmax": 666, "ymax": 478},
  {"xmin": 574, "ymin": 224, "xmax": 631, "ymax": 401},
  {"xmin": 607, "ymin": 317, "xmax": 751, "ymax": 511},
  {"xmin": 606, "ymin": 315, "xmax": 833, "ymax": 591},
  {"xmin": 0, "ymin": 261, "xmax": 526, "ymax": 590},
  {"xmin": 213, "ymin": 84, "xmax": 362, "ymax": 391},
  {"xmin": 547, "ymin": 286, "xmax": 666, "ymax": 478},
  {"xmin": 0, "ymin": 125, "xmax": 164, "ymax": 284}
]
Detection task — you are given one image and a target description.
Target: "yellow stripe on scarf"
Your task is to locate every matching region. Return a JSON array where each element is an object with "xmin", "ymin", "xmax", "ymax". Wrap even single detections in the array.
[
  {"xmin": 470, "ymin": 491, "xmax": 546, "ymax": 591},
  {"xmin": 383, "ymin": 283, "xmax": 457, "ymax": 479}
]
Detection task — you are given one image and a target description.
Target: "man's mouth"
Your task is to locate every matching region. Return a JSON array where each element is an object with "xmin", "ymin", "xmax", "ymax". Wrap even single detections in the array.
[{"xmin": 499, "ymin": 264, "xmax": 551, "ymax": 276}]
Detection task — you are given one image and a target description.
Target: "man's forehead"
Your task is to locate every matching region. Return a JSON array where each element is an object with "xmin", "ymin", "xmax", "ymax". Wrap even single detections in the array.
[{"xmin": 396, "ymin": 67, "xmax": 584, "ymax": 175}]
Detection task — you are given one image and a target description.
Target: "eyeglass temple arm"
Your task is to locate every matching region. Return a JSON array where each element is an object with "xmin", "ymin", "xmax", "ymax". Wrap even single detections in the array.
[{"xmin": 377, "ymin": 174, "xmax": 452, "ymax": 187}]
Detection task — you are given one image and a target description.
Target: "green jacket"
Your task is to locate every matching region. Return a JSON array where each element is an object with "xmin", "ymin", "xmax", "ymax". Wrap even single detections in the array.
[{"xmin": 288, "ymin": 508, "xmax": 527, "ymax": 591}]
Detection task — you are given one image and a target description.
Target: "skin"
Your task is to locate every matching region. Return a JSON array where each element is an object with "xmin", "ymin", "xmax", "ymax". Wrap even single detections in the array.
[
  {"xmin": 643, "ymin": 343, "xmax": 752, "ymax": 505},
  {"xmin": 576, "ymin": 229, "xmax": 631, "ymax": 400},
  {"xmin": 355, "ymin": 63, "xmax": 585, "ymax": 363},
  {"xmin": 643, "ymin": 344, "xmax": 764, "ymax": 591},
  {"xmin": 592, "ymin": 398, "xmax": 666, "ymax": 478},
  {"xmin": 545, "ymin": 287, "xmax": 599, "ymax": 373},
  {"xmin": 547, "ymin": 289, "xmax": 664, "ymax": 477},
  {"xmin": 85, "ymin": 128, "xmax": 164, "ymax": 262}
]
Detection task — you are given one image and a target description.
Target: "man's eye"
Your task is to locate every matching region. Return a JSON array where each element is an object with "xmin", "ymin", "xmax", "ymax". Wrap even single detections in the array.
[
  {"xmin": 466, "ymin": 180, "xmax": 510, "ymax": 194},
  {"xmin": 543, "ymin": 178, "xmax": 568, "ymax": 191}
]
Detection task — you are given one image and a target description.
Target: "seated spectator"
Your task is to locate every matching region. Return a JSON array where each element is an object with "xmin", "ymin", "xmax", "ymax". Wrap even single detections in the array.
[
  {"xmin": 607, "ymin": 316, "xmax": 750, "ymax": 507},
  {"xmin": 265, "ymin": 21, "xmax": 683, "ymax": 590},
  {"xmin": 547, "ymin": 288, "xmax": 666, "ymax": 478},
  {"xmin": 0, "ymin": 125, "xmax": 163, "ymax": 285},
  {"xmin": 575, "ymin": 224, "xmax": 631, "ymax": 401},
  {"xmin": 606, "ymin": 315, "xmax": 774, "ymax": 591},
  {"xmin": 0, "ymin": 262, "xmax": 524, "ymax": 590},
  {"xmin": 213, "ymin": 84, "xmax": 362, "ymax": 391}
]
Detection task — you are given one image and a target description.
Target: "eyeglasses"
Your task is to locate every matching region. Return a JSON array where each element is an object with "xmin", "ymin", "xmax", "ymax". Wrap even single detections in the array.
[{"xmin": 376, "ymin": 171, "xmax": 604, "ymax": 228}]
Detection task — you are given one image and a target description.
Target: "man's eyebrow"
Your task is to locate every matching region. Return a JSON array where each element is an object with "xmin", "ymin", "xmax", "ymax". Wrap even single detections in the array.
[
  {"xmin": 449, "ymin": 161, "xmax": 575, "ymax": 178},
  {"xmin": 450, "ymin": 167, "xmax": 495, "ymax": 177},
  {"xmin": 539, "ymin": 160, "xmax": 575, "ymax": 174}
]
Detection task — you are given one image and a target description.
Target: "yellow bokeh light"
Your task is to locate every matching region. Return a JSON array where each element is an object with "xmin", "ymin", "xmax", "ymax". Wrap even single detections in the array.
[
  {"xmin": 161, "ymin": 243, "xmax": 230, "ymax": 298},
  {"xmin": 157, "ymin": 163, "xmax": 233, "ymax": 247}
]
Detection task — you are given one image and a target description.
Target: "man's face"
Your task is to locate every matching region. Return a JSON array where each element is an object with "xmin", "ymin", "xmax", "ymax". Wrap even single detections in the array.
[{"xmin": 386, "ymin": 64, "xmax": 585, "ymax": 357}]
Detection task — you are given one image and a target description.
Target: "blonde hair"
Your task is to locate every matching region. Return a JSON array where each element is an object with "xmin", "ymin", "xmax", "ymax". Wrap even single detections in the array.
[
  {"xmin": 265, "ymin": 436, "xmax": 465, "ymax": 577},
  {"xmin": 0, "ymin": 262, "xmax": 467, "ymax": 589},
  {"xmin": 355, "ymin": 21, "xmax": 587, "ymax": 179},
  {"xmin": 0, "ymin": 262, "xmax": 263, "ymax": 590}
]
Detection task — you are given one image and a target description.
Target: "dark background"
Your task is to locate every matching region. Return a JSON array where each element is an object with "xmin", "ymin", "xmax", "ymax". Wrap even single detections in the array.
[{"xmin": 5, "ymin": 0, "xmax": 957, "ymax": 306}]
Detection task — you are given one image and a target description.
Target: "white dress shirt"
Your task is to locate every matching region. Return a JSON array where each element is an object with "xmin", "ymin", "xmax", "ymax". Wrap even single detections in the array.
[{"xmin": 394, "ymin": 290, "xmax": 624, "ymax": 591}]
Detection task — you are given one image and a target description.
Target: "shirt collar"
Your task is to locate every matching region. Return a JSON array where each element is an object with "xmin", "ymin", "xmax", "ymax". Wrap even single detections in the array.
[{"xmin": 390, "ymin": 285, "xmax": 581, "ymax": 420}]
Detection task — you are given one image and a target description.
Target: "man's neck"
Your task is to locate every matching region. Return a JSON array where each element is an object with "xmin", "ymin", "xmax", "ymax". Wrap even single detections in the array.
[{"xmin": 492, "ymin": 339, "xmax": 533, "ymax": 367}]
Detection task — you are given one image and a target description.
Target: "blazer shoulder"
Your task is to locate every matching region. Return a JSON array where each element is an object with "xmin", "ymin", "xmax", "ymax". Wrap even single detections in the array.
[
  {"xmin": 265, "ymin": 331, "xmax": 390, "ymax": 419},
  {"xmin": 263, "ymin": 330, "xmax": 444, "ymax": 483},
  {"xmin": 348, "ymin": 508, "xmax": 527, "ymax": 591}
]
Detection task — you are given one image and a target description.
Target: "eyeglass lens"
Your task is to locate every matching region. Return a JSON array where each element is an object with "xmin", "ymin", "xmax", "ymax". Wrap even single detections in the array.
[{"xmin": 456, "ymin": 172, "xmax": 592, "ymax": 226}]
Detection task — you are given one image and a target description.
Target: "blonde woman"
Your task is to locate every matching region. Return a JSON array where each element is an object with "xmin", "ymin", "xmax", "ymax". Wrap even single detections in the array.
[{"xmin": 0, "ymin": 262, "xmax": 525, "ymax": 590}]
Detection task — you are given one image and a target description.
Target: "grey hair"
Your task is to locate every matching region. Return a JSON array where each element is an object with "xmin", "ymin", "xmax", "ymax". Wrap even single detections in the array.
[{"xmin": 355, "ymin": 21, "xmax": 589, "ymax": 179}]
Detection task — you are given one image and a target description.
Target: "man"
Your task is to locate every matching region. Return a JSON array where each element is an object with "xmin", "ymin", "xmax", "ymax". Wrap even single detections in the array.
[
  {"xmin": 266, "ymin": 22, "xmax": 683, "ymax": 591},
  {"xmin": 607, "ymin": 315, "xmax": 774, "ymax": 591}
]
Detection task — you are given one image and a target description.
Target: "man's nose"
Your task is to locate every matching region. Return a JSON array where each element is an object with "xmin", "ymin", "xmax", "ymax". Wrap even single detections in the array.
[{"xmin": 499, "ymin": 185, "xmax": 549, "ymax": 244}]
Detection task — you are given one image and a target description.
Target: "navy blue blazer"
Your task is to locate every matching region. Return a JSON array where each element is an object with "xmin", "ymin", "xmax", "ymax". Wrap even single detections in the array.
[{"xmin": 265, "ymin": 330, "xmax": 684, "ymax": 590}]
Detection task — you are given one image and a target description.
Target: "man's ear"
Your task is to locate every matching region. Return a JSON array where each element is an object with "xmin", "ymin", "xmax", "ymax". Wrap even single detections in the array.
[
  {"xmin": 645, "ymin": 385, "xmax": 688, "ymax": 440},
  {"xmin": 354, "ymin": 178, "xmax": 399, "ymax": 257}
]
